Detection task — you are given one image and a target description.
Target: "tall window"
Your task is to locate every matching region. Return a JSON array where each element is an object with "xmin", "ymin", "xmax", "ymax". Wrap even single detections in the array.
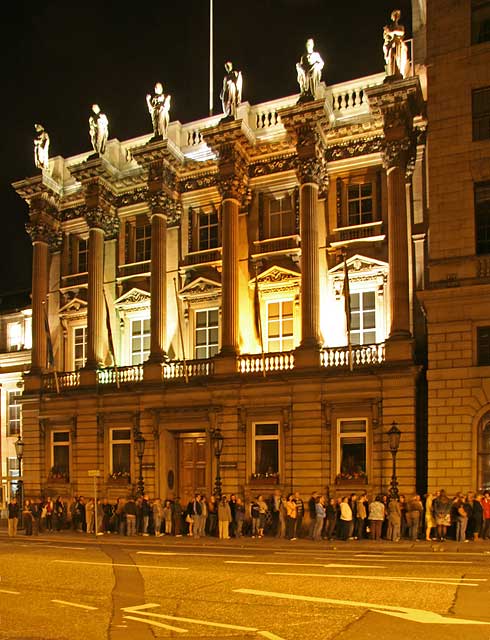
[
  {"xmin": 198, "ymin": 209, "xmax": 219, "ymax": 251},
  {"xmin": 130, "ymin": 318, "xmax": 150, "ymax": 364},
  {"xmin": 110, "ymin": 429, "xmax": 131, "ymax": 480},
  {"xmin": 135, "ymin": 224, "xmax": 152, "ymax": 262},
  {"xmin": 77, "ymin": 238, "xmax": 88, "ymax": 273},
  {"xmin": 73, "ymin": 326, "xmax": 87, "ymax": 370},
  {"xmin": 350, "ymin": 291, "xmax": 376, "ymax": 345},
  {"xmin": 472, "ymin": 1, "xmax": 490, "ymax": 44},
  {"xmin": 477, "ymin": 326, "xmax": 490, "ymax": 365},
  {"xmin": 7, "ymin": 322, "xmax": 22, "ymax": 351},
  {"xmin": 195, "ymin": 308, "xmax": 219, "ymax": 359},
  {"xmin": 267, "ymin": 300, "xmax": 294, "ymax": 352},
  {"xmin": 50, "ymin": 431, "xmax": 70, "ymax": 480},
  {"xmin": 479, "ymin": 418, "xmax": 490, "ymax": 490},
  {"xmin": 24, "ymin": 316, "xmax": 32, "ymax": 350},
  {"xmin": 473, "ymin": 87, "xmax": 490, "ymax": 141},
  {"xmin": 7, "ymin": 457, "xmax": 19, "ymax": 498},
  {"xmin": 348, "ymin": 183, "xmax": 373, "ymax": 226},
  {"xmin": 337, "ymin": 419, "xmax": 367, "ymax": 481},
  {"xmin": 268, "ymin": 195, "xmax": 294, "ymax": 238},
  {"xmin": 253, "ymin": 423, "xmax": 279, "ymax": 478},
  {"xmin": 475, "ymin": 182, "xmax": 490, "ymax": 255},
  {"xmin": 7, "ymin": 390, "xmax": 21, "ymax": 437}
]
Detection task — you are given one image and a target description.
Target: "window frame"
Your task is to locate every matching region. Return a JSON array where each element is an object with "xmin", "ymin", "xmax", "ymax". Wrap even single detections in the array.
[
  {"xmin": 347, "ymin": 182, "xmax": 374, "ymax": 226},
  {"xmin": 336, "ymin": 417, "xmax": 369, "ymax": 480},
  {"xmin": 266, "ymin": 193, "xmax": 295, "ymax": 239},
  {"xmin": 349, "ymin": 289, "xmax": 377, "ymax": 346},
  {"xmin": 266, "ymin": 298, "xmax": 295, "ymax": 352},
  {"xmin": 477, "ymin": 325, "xmax": 490, "ymax": 366},
  {"xmin": 475, "ymin": 181, "xmax": 490, "ymax": 255},
  {"xmin": 7, "ymin": 390, "xmax": 21, "ymax": 437},
  {"xmin": 472, "ymin": 87, "xmax": 490, "ymax": 142},
  {"xmin": 130, "ymin": 316, "xmax": 151, "ymax": 365},
  {"xmin": 50, "ymin": 429, "xmax": 70, "ymax": 479},
  {"xmin": 194, "ymin": 307, "xmax": 220, "ymax": 359},
  {"xmin": 478, "ymin": 417, "xmax": 490, "ymax": 490},
  {"xmin": 73, "ymin": 325, "xmax": 87, "ymax": 370},
  {"xmin": 134, "ymin": 221, "xmax": 152, "ymax": 263},
  {"xmin": 197, "ymin": 207, "xmax": 220, "ymax": 252},
  {"xmin": 109, "ymin": 428, "xmax": 132, "ymax": 479},
  {"xmin": 472, "ymin": 0, "xmax": 490, "ymax": 45},
  {"xmin": 251, "ymin": 421, "xmax": 280, "ymax": 479}
]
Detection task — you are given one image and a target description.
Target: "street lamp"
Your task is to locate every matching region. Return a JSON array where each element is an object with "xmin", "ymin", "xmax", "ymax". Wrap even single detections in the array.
[
  {"xmin": 387, "ymin": 421, "xmax": 401, "ymax": 500},
  {"xmin": 134, "ymin": 430, "xmax": 146, "ymax": 497},
  {"xmin": 14, "ymin": 434, "xmax": 24, "ymax": 527},
  {"xmin": 211, "ymin": 427, "xmax": 224, "ymax": 497}
]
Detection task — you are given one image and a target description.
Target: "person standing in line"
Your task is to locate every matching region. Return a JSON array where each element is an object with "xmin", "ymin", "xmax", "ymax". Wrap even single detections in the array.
[
  {"xmin": 339, "ymin": 496, "xmax": 353, "ymax": 541},
  {"xmin": 124, "ymin": 497, "xmax": 137, "ymax": 536},
  {"xmin": 153, "ymin": 498, "xmax": 163, "ymax": 537},
  {"xmin": 190, "ymin": 494, "xmax": 202, "ymax": 539},
  {"xmin": 432, "ymin": 489, "xmax": 452, "ymax": 541},
  {"xmin": 285, "ymin": 494, "xmax": 297, "ymax": 540},
  {"xmin": 453, "ymin": 495, "xmax": 469, "ymax": 542},
  {"xmin": 251, "ymin": 498, "xmax": 260, "ymax": 538},
  {"xmin": 228, "ymin": 494, "xmax": 237, "ymax": 537},
  {"xmin": 7, "ymin": 497, "xmax": 19, "ymax": 537},
  {"xmin": 207, "ymin": 495, "xmax": 218, "ymax": 536},
  {"xmin": 257, "ymin": 495, "xmax": 269, "ymax": 538},
  {"xmin": 173, "ymin": 497, "xmax": 183, "ymax": 537},
  {"xmin": 199, "ymin": 496, "xmax": 208, "ymax": 537},
  {"xmin": 313, "ymin": 496, "xmax": 326, "ymax": 541},
  {"xmin": 405, "ymin": 494, "xmax": 423, "ymax": 541},
  {"xmin": 294, "ymin": 492, "xmax": 305, "ymax": 538},
  {"xmin": 45, "ymin": 497, "xmax": 54, "ymax": 532},
  {"xmin": 270, "ymin": 489, "xmax": 282, "ymax": 537},
  {"xmin": 218, "ymin": 495, "xmax": 232, "ymax": 539},
  {"xmin": 235, "ymin": 497, "xmax": 246, "ymax": 537},
  {"xmin": 23, "ymin": 499, "xmax": 33, "ymax": 536},
  {"xmin": 325, "ymin": 497, "xmax": 337, "ymax": 541},
  {"xmin": 141, "ymin": 495, "xmax": 151, "ymax": 536},
  {"xmin": 387, "ymin": 497, "xmax": 401, "ymax": 541},
  {"xmin": 368, "ymin": 495, "xmax": 385, "ymax": 541},
  {"xmin": 481, "ymin": 491, "xmax": 490, "ymax": 539},
  {"xmin": 424, "ymin": 492, "xmax": 436, "ymax": 541},
  {"xmin": 355, "ymin": 493, "xmax": 367, "ymax": 540},
  {"xmin": 85, "ymin": 498, "xmax": 95, "ymax": 534},
  {"xmin": 468, "ymin": 492, "xmax": 483, "ymax": 541},
  {"xmin": 308, "ymin": 491, "xmax": 318, "ymax": 539}
]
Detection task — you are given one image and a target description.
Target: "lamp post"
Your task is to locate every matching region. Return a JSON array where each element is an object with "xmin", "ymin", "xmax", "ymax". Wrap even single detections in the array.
[
  {"xmin": 387, "ymin": 421, "xmax": 401, "ymax": 500},
  {"xmin": 211, "ymin": 427, "xmax": 224, "ymax": 497},
  {"xmin": 14, "ymin": 434, "xmax": 24, "ymax": 528},
  {"xmin": 134, "ymin": 430, "xmax": 146, "ymax": 497}
]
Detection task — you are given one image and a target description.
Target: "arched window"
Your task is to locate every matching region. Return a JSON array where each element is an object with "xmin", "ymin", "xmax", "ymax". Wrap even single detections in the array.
[{"xmin": 479, "ymin": 418, "xmax": 490, "ymax": 490}]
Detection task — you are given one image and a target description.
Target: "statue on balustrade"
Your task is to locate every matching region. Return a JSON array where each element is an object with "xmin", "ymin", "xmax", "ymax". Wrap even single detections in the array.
[
  {"xmin": 89, "ymin": 104, "xmax": 109, "ymax": 156},
  {"xmin": 383, "ymin": 9, "xmax": 410, "ymax": 81},
  {"xmin": 296, "ymin": 38, "xmax": 324, "ymax": 102},
  {"xmin": 220, "ymin": 61, "xmax": 242, "ymax": 121},
  {"xmin": 34, "ymin": 123, "xmax": 50, "ymax": 170},
  {"xmin": 146, "ymin": 82, "xmax": 171, "ymax": 139}
]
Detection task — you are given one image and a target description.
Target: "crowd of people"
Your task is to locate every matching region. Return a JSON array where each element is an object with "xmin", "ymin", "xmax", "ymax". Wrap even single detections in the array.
[{"xmin": 6, "ymin": 489, "xmax": 490, "ymax": 543}]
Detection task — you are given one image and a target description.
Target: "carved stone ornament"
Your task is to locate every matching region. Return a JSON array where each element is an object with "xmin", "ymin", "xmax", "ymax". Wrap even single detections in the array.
[
  {"xmin": 382, "ymin": 137, "xmax": 412, "ymax": 171},
  {"xmin": 149, "ymin": 192, "xmax": 182, "ymax": 226},
  {"xmin": 326, "ymin": 137, "xmax": 384, "ymax": 162},
  {"xmin": 25, "ymin": 220, "xmax": 63, "ymax": 251},
  {"xmin": 59, "ymin": 205, "xmax": 87, "ymax": 222},
  {"xmin": 250, "ymin": 155, "xmax": 296, "ymax": 178},
  {"xmin": 118, "ymin": 187, "xmax": 149, "ymax": 208},
  {"xmin": 179, "ymin": 172, "xmax": 217, "ymax": 193},
  {"xmin": 215, "ymin": 143, "xmax": 249, "ymax": 203},
  {"xmin": 85, "ymin": 206, "xmax": 120, "ymax": 239},
  {"xmin": 295, "ymin": 156, "xmax": 327, "ymax": 187}
]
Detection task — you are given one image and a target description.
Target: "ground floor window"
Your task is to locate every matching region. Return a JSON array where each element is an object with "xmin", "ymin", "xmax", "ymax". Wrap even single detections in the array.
[
  {"xmin": 7, "ymin": 457, "xmax": 19, "ymax": 498},
  {"xmin": 479, "ymin": 418, "xmax": 490, "ymax": 490},
  {"xmin": 337, "ymin": 419, "xmax": 367, "ymax": 482},
  {"xmin": 110, "ymin": 429, "xmax": 131, "ymax": 481},
  {"xmin": 252, "ymin": 423, "xmax": 279, "ymax": 480},
  {"xmin": 50, "ymin": 431, "xmax": 70, "ymax": 481}
]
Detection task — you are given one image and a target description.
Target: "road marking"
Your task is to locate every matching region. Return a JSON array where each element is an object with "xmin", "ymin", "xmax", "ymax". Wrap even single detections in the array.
[
  {"xmin": 121, "ymin": 603, "xmax": 259, "ymax": 632},
  {"xmin": 136, "ymin": 551, "xmax": 255, "ymax": 558},
  {"xmin": 225, "ymin": 560, "xmax": 385, "ymax": 569},
  {"xmin": 0, "ymin": 589, "xmax": 21, "ymax": 595},
  {"xmin": 52, "ymin": 560, "xmax": 188, "ymax": 570},
  {"xmin": 258, "ymin": 632, "xmax": 286, "ymax": 640},
  {"xmin": 52, "ymin": 599, "xmax": 98, "ymax": 610},
  {"xmin": 44, "ymin": 545, "xmax": 86, "ymax": 550},
  {"xmin": 123, "ymin": 615, "xmax": 188, "ymax": 633},
  {"xmin": 351, "ymin": 555, "xmax": 472, "ymax": 565},
  {"xmin": 235, "ymin": 589, "xmax": 490, "ymax": 625},
  {"xmin": 266, "ymin": 572, "xmax": 481, "ymax": 587}
]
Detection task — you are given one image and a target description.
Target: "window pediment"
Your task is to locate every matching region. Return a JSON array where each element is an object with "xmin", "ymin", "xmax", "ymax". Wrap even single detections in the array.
[
  {"xmin": 179, "ymin": 275, "xmax": 222, "ymax": 304},
  {"xmin": 59, "ymin": 297, "xmax": 88, "ymax": 318},
  {"xmin": 114, "ymin": 287, "xmax": 150, "ymax": 313},
  {"xmin": 249, "ymin": 265, "xmax": 301, "ymax": 295}
]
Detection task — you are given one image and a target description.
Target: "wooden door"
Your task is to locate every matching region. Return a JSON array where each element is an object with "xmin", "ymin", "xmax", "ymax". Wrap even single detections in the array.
[{"xmin": 178, "ymin": 434, "xmax": 208, "ymax": 507}]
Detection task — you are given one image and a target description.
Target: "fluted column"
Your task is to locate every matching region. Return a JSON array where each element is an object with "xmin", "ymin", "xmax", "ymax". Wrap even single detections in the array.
[
  {"xmin": 31, "ymin": 239, "xmax": 49, "ymax": 372},
  {"xmin": 85, "ymin": 225, "xmax": 105, "ymax": 369},
  {"xmin": 148, "ymin": 196, "xmax": 168, "ymax": 363},
  {"xmin": 221, "ymin": 196, "xmax": 240, "ymax": 355}
]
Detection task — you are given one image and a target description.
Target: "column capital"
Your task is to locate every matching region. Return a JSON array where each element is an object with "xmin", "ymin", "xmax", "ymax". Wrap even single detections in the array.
[
  {"xmin": 85, "ymin": 205, "xmax": 120, "ymax": 239},
  {"xmin": 148, "ymin": 191, "xmax": 182, "ymax": 226},
  {"xmin": 26, "ymin": 202, "xmax": 62, "ymax": 251}
]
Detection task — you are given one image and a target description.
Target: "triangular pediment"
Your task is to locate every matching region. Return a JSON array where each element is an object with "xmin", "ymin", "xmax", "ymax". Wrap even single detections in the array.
[
  {"xmin": 180, "ymin": 276, "xmax": 221, "ymax": 296},
  {"xmin": 329, "ymin": 254, "xmax": 388, "ymax": 276},
  {"xmin": 59, "ymin": 297, "xmax": 88, "ymax": 315},
  {"xmin": 114, "ymin": 287, "xmax": 150, "ymax": 308},
  {"xmin": 251, "ymin": 265, "xmax": 301, "ymax": 287}
]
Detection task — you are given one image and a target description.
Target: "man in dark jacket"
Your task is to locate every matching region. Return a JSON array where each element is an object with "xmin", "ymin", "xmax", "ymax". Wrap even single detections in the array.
[
  {"xmin": 124, "ymin": 497, "xmax": 137, "ymax": 536},
  {"xmin": 308, "ymin": 492, "xmax": 318, "ymax": 539},
  {"xmin": 8, "ymin": 497, "xmax": 19, "ymax": 537}
]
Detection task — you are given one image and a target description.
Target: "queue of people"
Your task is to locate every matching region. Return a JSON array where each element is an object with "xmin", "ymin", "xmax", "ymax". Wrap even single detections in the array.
[{"xmin": 6, "ymin": 489, "xmax": 490, "ymax": 542}]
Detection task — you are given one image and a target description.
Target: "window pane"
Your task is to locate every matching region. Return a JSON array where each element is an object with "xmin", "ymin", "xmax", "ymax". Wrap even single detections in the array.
[
  {"xmin": 53, "ymin": 446, "xmax": 69, "ymax": 475},
  {"xmin": 340, "ymin": 438, "xmax": 366, "ymax": 475},
  {"xmin": 255, "ymin": 440, "xmax": 279, "ymax": 475},
  {"xmin": 350, "ymin": 293, "xmax": 360, "ymax": 311},
  {"xmin": 478, "ymin": 326, "xmax": 490, "ymax": 365},
  {"xmin": 112, "ymin": 443, "xmax": 131, "ymax": 474},
  {"xmin": 340, "ymin": 420, "xmax": 367, "ymax": 433},
  {"xmin": 255, "ymin": 423, "xmax": 279, "ymax": 436},
  {"xmin": 53, "ymin": 431, "xmax": 70, "ymax": 443},
  {"xmin": 112, "ymin": 429, "xmax": 131, "ymax": 441},
  {"xmin": 364, "ymin": 331, "xmax": 376, "ymax": 344},
  {"xmin": 364, "ymin": 311, "xmax": 376, "ymax": 329}
]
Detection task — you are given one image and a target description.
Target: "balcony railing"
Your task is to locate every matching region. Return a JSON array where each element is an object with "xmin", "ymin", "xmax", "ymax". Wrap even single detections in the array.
[
  {"xmin": 98, "ymin": 365, "xmax": 144, "ymax": 385},
  {"xmin": 238, "ymin": 351, "xmax": 295, "ymax": 374},
  {"xmin": 163, "ymin": 359, "xmax": 214, "ymax": 380},
  {"xmin": 42, "ymin": 370, "xmax": 80, "ymax": 392},
  {"xmin": 321, "ymin": 343, "xmax": 385, "ymax": 368},
  {"xmin": 252, "ymin": 235, "xmax": 301, "ymax": 257},
  {"xmin": 331, "ymin": 221, "xmax": 384, "ymax": 245},
  {"xmin": 118, "ymin": 260, "xmax": 151, "ymax": 279},
  {"xmin": 182, "ymin": 247, "xmax": 222, "ymax": 267}
]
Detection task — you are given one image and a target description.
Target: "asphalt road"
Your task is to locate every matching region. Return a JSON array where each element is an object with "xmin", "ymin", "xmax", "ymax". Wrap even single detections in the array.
[{"xmin": 0, "ymin": 532, "xmax": 489, "ymax": 640}]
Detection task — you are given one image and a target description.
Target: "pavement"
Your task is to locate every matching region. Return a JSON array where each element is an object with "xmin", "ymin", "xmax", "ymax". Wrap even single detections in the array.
[{"xmin": 0, "ymin": 530, "xmax": 490, "ymax": 640}]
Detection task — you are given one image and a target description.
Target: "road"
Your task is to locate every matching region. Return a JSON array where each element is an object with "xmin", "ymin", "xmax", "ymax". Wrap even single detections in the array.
[{"xmin": 0, "ymin": 533, "xmax": 489, "ymax": 639}]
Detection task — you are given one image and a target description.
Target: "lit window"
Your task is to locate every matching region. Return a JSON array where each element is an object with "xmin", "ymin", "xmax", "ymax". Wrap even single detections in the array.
[
  {"xmin": 195, "ymin": 308, "xmax": 219, "ymax": 359},
  {"xmin": 253, "ymin": 423, "xmax": 279, "ymax": 478},
  {"xmin": 267, "ymin": 300, "xmax": 294, "ymax": 352},
  {"xmin": 7, "ymin": 457, "xmax": 19, "ymax": 498},
  {"xmin": 479, "ymin": 419, "xmax": 490, "ymax": 490},
  {"xmin": 135, "ymin": 224, "xmax": 152, "ymax": 262},
  {"xmin": 7, "ymin": 322, "xmax": 22, "ymax": 351},
  {"xmin": 50, "ymin": 431, "xmax": 70, "ymax": 481},
  {"xmin": 337, "ymin": 419, "xmax": 367, "ymax": 480},
  {"xmin": 268, "ymin": 195, "xmax": 294, "ymax": 238},
  {"xmin": 473, "ymin": 87, "xmax": 490, "ymax": 141},
  {"xmin": 475, "ymin": 182, "xmax": 490, "ymax": 255},
  {"xmin": 73, "ymin": 326, "xmax": 87, "ymax": 370},
  {"xmin": 472, "ymin": 1, "xmax": 490, "ymax": 44},
  {"xmin": 198, "ymin": 209, "xmax": 219, "ymax": 251},
  {"xmin": 24, "ymin": 316, "xmax": 32, "ymax": 350},
  {"xmin": 348, "ymin": 183, "xmax": 373, "ymax": 226},
  {"xmin": 130, "ymin": 318, "xmax": 150, "ymax": 365},
  {"xmin": 477, "ymin": 326, "xmax": 490, "ymax": 365},
  {"xmin": 110, "ymin": 429, "xmax": 131, "ymax": 480},
  {"xmin": 350, "ymin": 291, "xmax": 376, "ymax": 345},
  {"xmin": 7, "ymin": 391, "xmax": 21, "ymax": 437}
]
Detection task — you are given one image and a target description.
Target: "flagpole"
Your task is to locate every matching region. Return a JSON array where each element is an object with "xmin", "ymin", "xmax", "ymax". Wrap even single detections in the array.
[
  {"xmin": 173, "ymin": 277, "xmax": 189, "ymax": 383},
  {"xmin": 209, "ymin": 0, "xmax": 213, "ymax": 116},
  {"xmin": 103, "ymin": 289, "xmax": 119, "ymax": 389},
  {"xmin": 342, "ymin": 252, "xmax": 353, "ymax": 372},
  {"xmin": 254, "ymin": 268, "xmax": 266, "ymax": 377},
  {"xmin": 42, "ymin": 300, "xmax": 59, "ymax": 394}
]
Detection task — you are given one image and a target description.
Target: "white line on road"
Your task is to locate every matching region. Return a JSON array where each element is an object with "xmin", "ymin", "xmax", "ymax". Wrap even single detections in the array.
[
  {"xmin": 136, "ymin": 551, "xmax": 255, "ymax": 558},
  {"xmin": 266, "ymin": 572, "xmax": 481, "ymax": 587},
  {"xmin": 43, "ymin": 545, "xmax": 86, "ymax": 550},
  {"xmin": 51, "ymin": 599, "xmax": 98, "ymax": 610},
  {"xmin": 51, "ymin": 560, "xmax": 189, "ymax": 570},
  {"xmin": 234, "ymin": 589, "xmax": 490, "ymax": 625},
  {"xmin": 258, "ymin": 632, "xmax": 286, "ymax": 640},
  {"xmin": 123, "ymin": 615, "xmax": 188, "ymax": 633},
  {"xmin": 351, "ymin": 555, "xmax": 472, "ymax": 564},
  {"xmin": 225, "ymin": 560, "xmax": 385, "ymax": 569},
  {"xmin": 0, "ymin": 589, "xmax": 21, "ymax": 595}
]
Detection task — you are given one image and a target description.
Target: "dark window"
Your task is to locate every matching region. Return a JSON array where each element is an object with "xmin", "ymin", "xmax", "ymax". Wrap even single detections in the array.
[
  {"xmin": 135, "ymin": 224, "xmax": 151, "ymax": 262},
  {"xmin": 472, "ymin": 1, "xmax": 490, "ymax": 44},
  {"xmin": 254, "ymin": 423, "xmax": 279, "ymax": 477},
  {"xmin": 479, "ymin": 421, "xmax": 490, "ymax": 490},
  {"xmin": 78, "ymin": 238, "xmax": 88, "ymax": 273},
  {"xmin": 473, "ymin": 87, "xmax": 490, "ymax": 141},
  {"xmin": 111, "ymin": 429, "xmax": 131, "ymax": 477},
  {"xmin": 198, "ymin": 209, "xmax": 219, "ymax": 251},
  {"xmin": 477, "ymin": 326, "xmax": 490, "ymax": 365},
  {"xmin": 347, "ymin": 183, "xmax": 373, "ymax": 226},
  {"xmin": 475, "ymin": 182, "xmax": 490, "ymax": 254}
]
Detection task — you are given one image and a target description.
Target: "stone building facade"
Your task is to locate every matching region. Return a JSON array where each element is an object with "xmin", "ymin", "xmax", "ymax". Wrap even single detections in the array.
[
  {"xmin": 420, "ymin": 0, "xmax": 490, "ymax": 494},
  {"xmin": 12, "ymin": 39, "xmax": 429, "ymax": 505}
]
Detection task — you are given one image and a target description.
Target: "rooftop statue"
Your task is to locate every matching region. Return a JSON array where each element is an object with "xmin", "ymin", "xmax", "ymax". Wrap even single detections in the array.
[
  {"xmin": 146, "ymin": 82, "xmax": 171, "ymax": 139},
  {"xmin": 220, "ymin": 61, "xmax": 242, "ymax": 121},
  {"xmin": 89, "ymin": 104, "xmax": 109, "ymax": 156},
  {"xmin": 296, "ymin": 38, "xmax": 324, "ymax": 102},
  {"xmin": 383, "ymin": 9, "xmax": 410, "ymax": 81},
  {"xmin": 34, "ymin": 123, "xmax": 50, "ymax": 170}
]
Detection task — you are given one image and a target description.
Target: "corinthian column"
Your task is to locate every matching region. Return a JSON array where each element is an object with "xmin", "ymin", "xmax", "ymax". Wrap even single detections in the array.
[
  {"xmin": 85, "ymin": 222, "xmax": 105, "ymax": 369},
  {"xmin": 220, "ymin": 195, "xmax": 240, "ymax": 355},
  {"xmin": 148, "ymin": 194, "xmax": 169, "ymax": 363}
]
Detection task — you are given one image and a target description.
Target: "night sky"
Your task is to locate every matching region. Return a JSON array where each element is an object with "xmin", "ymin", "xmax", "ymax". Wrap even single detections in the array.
[{"xmin": 1, "ymin": 0, "xmax": 412, "ymax": 295}]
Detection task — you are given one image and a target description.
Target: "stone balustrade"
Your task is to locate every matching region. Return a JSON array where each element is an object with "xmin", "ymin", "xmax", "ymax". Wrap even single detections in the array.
[
  {"xmin": 320, "ymin": 343, "xmax": 385, "ymax": 368},
  {"xmin": 237, "ymin": 351, "xmax": 295, "ymax": 374}
]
